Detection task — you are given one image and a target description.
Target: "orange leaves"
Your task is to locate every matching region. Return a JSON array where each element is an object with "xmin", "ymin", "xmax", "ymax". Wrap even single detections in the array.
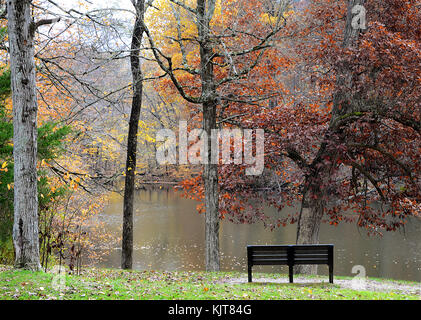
[{"xmin": 196, "ymin": 203, "xmax": 205, "ymax": 214}]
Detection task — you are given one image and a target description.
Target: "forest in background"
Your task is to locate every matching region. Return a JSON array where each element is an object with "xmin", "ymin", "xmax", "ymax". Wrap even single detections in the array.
[{"xmin": 0, "ymin": 0, "xmax": 419, "ymax": 274}]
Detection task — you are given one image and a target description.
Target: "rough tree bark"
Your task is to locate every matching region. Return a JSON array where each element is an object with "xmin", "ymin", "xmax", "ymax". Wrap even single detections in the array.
[
  {"xmin": 295, "ymin": 0, "xmax": 366, "ymax": 274},
  {"xmin": 7, "ymin": 0, "xmax": 41, "ymax": 271},
  {"xmin": 121, "ymin": 0, "xmax": 145, "ymax": 270},
  {"xmin": 295, "ymin": 189, "xmax": 327, "ymax": 274},
  {"xmin": 197, "ymin": 0, "xmax": 220, "ymax": 271},
  {"xmin": 203, "ymin": 99, "xmax": 220, "ymax": 271}
]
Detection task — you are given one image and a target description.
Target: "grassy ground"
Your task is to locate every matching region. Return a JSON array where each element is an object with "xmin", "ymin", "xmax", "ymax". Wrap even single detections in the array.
[{"xmin": 0, "ymin": 265, "xmax": 419, "ymax": 300}]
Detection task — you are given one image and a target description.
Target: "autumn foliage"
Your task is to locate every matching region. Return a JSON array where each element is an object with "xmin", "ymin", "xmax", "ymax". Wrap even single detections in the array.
[{"xmin": 171, "ymin": 0, "xmax": 421, "ymax": 234}]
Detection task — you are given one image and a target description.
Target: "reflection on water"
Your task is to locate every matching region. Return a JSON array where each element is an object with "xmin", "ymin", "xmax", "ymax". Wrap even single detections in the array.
[{"xmin": 95, "ymin": 188, "xmax": 421, "ymax": 282}]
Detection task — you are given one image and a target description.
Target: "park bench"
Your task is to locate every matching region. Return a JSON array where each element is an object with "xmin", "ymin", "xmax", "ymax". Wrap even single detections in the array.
[{"xmin": 247, "ymin": 244, "xmax": 334, "ymax": 283}]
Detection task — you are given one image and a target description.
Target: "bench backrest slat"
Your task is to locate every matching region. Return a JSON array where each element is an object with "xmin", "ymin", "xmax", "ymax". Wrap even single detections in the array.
[{"xmin": 248, "ymin": 246, "xmax": 289, "ymax": 252}]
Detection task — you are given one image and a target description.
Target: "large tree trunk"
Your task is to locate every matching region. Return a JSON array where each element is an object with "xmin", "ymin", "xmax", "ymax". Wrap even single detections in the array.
[
  {"xmin": 295, "ymin": 0, "xmax": 366, "ymax": 274},
  {"xmin": 121, "ymin": 0, "xmax": 145, "ymax": 270},
  {"xmin": 295, "ymin": 196, "xmax": 325, "ymax": 274},
  {"xmin": 197, "ymin": 0, "xmax": 220, "ymax": 271},
  {"xmin": 8, "ymin": 0, "xmax": 41, "ymax": 271}
]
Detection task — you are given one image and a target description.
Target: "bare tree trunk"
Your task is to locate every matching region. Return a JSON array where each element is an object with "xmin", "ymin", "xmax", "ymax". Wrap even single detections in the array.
[
  {"xmin": 295, "ymin": 196, "xmax": 325, "ymax": 274},
  {"xmin": 203, "ymin": 100, "xmax": 220, "ymax": 271},
  {"xmin": 198, "ymin": 0, "xmax": 220, "ymax": 271},
  {"xmin": 121, "ymin": 0, "xmax": 145, "ymax": 270},
  {"xmin": 295, "ymin": 0, "xmax": 366, "ymax": 274},
  {"xmin": 7, "ymin": 0, "xmax": 41, "ymax": 271},
  {"xmin": 146, "ymin": 0, "xmax": 284, "ymax": 272}
]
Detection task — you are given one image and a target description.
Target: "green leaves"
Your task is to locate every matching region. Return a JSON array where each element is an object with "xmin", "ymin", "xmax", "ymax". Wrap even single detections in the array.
[
  {"xmin": 0, "ymin": 68, "xmax": 11, "ymax": 99},
  {"xmin": 37, "ymin": 122, "xmax": 71, "ymax": 161},
  {"xmin": 0, "ymin": 71, "xmax": 71, "ymax": 260}
]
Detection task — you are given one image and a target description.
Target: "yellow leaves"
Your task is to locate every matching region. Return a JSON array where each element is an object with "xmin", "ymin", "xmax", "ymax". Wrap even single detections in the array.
[
  {"xmin": 260, "ymin": 13, "xmax": 275, "ymax": 24},
  {"xmin": 69, "ymin": 179, "xmax": 79, "ymax": 191},
  {"xmin": 137, "ymin": 120, "xmax": 157, "ymax": 143},
  {"xmin": 3, "ymin": 97, "xmax": 12, "ymax": 116},
  {"xmin": 260, "ymin": 8, "xmax": 295, "ymax": 26},
  {"xmin": 0, "ymin": 161, "xmax": 8, "ymax": 172},
  {"xmin": 283, "ymin": 10, "xmax": 295, "ymax": 18},
  {"xmin": 146, "ymin": 0, "xmax": 198, "ymax": 57},
  {"xmin": 40, "ymin": 159, "xmax": 50, "ymax": 167}
]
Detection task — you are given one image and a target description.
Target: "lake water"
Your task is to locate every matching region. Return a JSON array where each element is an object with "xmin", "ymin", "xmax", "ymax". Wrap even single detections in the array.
[{"xmin": 95, "ymin": 188, "xmax": 421, "ymax": 282}]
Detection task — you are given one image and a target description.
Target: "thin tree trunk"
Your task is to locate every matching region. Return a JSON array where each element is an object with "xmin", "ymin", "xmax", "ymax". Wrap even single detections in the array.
[
  {"xmin": 8, "ymin": 0, "xmax": 41, "ymax": 271},
  {"xmin": 121, "ymin": 0, "xmax": 145, "ymax": 270},
  {"xmin": 203, "ymin": 100, "xmax": 220, "ymax": 271},
  {"xmin": 197, "ymin": 0, "xmax": 220, "ymax": 271}
]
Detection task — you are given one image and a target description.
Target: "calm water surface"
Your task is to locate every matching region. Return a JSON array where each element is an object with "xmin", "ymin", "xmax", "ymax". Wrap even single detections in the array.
[{"xmin": 95, "ymin": 188, "xmax": 421, "ymax": 282}]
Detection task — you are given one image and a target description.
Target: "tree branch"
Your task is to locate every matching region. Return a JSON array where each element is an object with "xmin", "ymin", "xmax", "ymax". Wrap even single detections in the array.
[{"xmin": 30, "ymin": 17, "xmax": 60, "ymax": 36}]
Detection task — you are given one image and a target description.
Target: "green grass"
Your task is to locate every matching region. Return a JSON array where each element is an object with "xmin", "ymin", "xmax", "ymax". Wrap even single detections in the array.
[{"xmin": 0, "ymin": 265, "xmax": 419, "ymax": 300}]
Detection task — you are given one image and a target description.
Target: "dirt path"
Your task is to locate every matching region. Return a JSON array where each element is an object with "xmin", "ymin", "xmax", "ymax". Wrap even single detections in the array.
[{"xmin": 222, "ymin": 276, "xmax": 421, "ymax": 296}]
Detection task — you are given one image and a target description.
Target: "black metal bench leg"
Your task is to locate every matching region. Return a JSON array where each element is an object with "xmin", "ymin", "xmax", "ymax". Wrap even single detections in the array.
[
  {"xmin": 329, "ymin": 264, "xmax": 333, "ymax": 284},
  {"xmin": 248, "ymin": 266, "xmax": 252, "ymax": 283},
  {"xmin": 328, "ymin": 245, "xmax": 334, "ymax": 283},
  {"xmin": 289, "ymin": 265, "xmax": 293, "ymax": 283}
]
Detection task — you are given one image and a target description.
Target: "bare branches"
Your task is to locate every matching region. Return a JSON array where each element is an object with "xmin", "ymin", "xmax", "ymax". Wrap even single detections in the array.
[
  {"xmin": 169, "ymin": 0, "xmax": 197, "ymax": 15},
  {"xmin": 142, "ymin": 20, "xmax": 202, "ymax": 104},
  {"xmin": 142, "ymin": 0, "xmax": 290, "ymax": 107},
  {"xmin": 347, "ymin": 143, "xmax": 414, "ymax": 180},
  {"xmin": 350, "ymin": 160, "xmax": 386, "ymax": 202},
  {"xmin": 34, "ymin": 17, "xmax": 61, "ymax": 29},
  {"xmin": 30, "ymin": 17, "xmax": 60, "ymax": 37}
]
